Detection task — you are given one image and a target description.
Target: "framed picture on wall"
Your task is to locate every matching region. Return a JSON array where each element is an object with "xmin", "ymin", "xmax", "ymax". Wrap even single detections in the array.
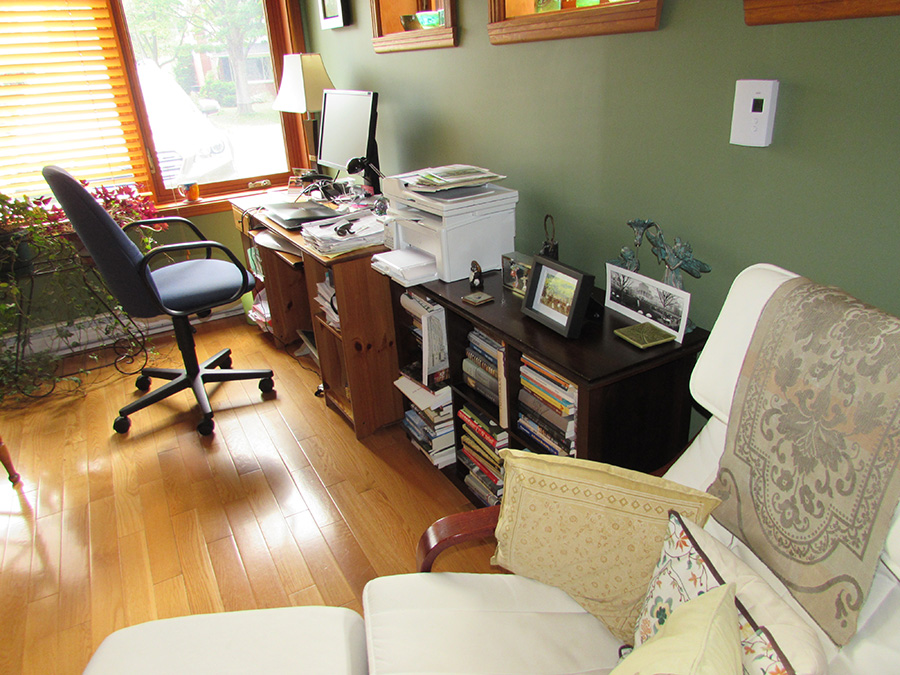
[
  {"xmin": 521, "ymin": 256, "xmax": 595, "ymax": 339},
  {"xmin": 320, "ymin": 0, "xmax": 350, "ymax": 29}
]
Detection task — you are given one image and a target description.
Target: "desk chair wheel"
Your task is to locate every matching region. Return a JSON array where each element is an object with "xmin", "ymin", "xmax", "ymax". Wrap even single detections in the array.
[
  {"xmin": 136, "ymin": 375, "xmax": 152, "ymax": 391},
  {"xmin": 114, "ymin": 416, "xmax": 132, "ymax": 434},
  {"xmin": 259, "ymin": 377, "xmax": 275, "ymax": 394},
  {"xmin": 197, "ymin": 416, "xmax": 215, "ymax": 436}
]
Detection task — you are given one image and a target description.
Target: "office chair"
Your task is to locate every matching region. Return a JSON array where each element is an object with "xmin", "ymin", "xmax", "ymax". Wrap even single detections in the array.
[{"xmin": 42, "ymin": 166, "xmax": 274, "ymax": 436}]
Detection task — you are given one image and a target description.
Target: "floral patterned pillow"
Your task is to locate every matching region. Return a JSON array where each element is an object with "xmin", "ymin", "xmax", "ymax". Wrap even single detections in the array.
[{"xmin": 635, "ymin": 511, "xmax": 795, "ymax": 675}]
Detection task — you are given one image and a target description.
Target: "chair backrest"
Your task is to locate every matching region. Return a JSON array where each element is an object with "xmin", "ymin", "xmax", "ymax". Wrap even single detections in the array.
[
  {"xmin": 42, "ymin": 166, "xmax": 162, "ymax": 318},
  {"xmin": 666, "ymin": 263, "xmax": 900, "ymax": 673}
]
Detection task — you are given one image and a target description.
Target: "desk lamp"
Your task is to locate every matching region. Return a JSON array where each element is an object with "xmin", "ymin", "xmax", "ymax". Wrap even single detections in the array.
[{"xmin": 272, "ymin": 53, "xmax": 334, "ymax": 166}]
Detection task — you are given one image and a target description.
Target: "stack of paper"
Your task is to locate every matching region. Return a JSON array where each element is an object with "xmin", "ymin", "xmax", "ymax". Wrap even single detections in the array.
[
  {"xmin": 303, "ymin": 214, "xmax": 385, "ymax": 255},
  {"xmin": 396, "ymin": 165, "xmax": 506, "ymax": 193}
]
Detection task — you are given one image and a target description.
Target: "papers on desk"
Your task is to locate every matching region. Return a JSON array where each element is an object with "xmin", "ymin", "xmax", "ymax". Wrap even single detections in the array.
[{"xmin": 302, "ymin": 214, "xmax": 385, "ymax": 256}]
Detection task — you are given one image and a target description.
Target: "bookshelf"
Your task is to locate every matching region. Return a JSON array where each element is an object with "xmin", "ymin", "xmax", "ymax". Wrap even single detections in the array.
[{"xmin": 415, "ymin": 273, "xmax": 708, "ymax": 506}]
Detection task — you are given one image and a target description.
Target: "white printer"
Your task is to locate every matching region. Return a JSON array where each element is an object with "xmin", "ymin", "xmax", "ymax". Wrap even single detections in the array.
[{"xmin": 375, "ymin": 172, "xmax": 518, "ymax": 283}]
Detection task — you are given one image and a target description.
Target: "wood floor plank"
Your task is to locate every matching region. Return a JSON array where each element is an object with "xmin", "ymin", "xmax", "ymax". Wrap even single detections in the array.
[
  {"xmin": 88, "ymin": 496, "xmax": 126, "ymax": 650},
  {"xmin": 153, "ymin": 575, "xmax": 191, "ymax": 620},
  {"xmin": 118, "ymin": 530, "xmax": 157, "ymax": 625},
  {"xmin": 57, "ymin": 621, "xmax": 92, "ymax": 675},
  {"xmin": 241, "ymin": 470, "xmax": 314, "ymax": 594},
  {"xmin": 170, "ymin": 509, "xmax": 224, "ymax": 615},
  {"xmin": 286, "ymin": 510, "xmax": 356, "ymax": 607},
  {"xmin": 139, "ymin": 479, "xmax": 182, "ymax": 584},
  {"xmin": 59, "ymin": 505, "xmax": 91, "ymax": 630},
  {"xmin": 21, "ymin": 594, "xmax": 59, "ymax": 675},
  {"xmin": 207, "ymin": 535, "xmax": 257, "ymax": 612},
  {"xmin": 28, "ymin": 510, "xmax": 62, "ymax": 603},
  {"xmin": 224, "ymin": 498, "xmax": 290, "ymax": 608}
]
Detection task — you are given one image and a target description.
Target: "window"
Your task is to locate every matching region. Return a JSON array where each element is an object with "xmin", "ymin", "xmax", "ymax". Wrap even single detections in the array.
[{"xmin": 0, "ymin": 0, "xmax": 306, "ymax": 203}]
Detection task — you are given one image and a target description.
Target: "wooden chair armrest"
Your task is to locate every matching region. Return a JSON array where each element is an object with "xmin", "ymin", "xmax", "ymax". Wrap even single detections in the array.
[{"xmin": 416, "ymin": 505, "xmax": 501, "ymax": 572}]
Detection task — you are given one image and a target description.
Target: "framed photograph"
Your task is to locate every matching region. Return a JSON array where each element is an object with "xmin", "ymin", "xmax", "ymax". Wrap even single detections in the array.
[
  {"xmin": 604, "ymin": 263, "xmax": 691, "ymax": 343},
  {"xmin": 319, "ymin": 0, "xmax": 350, "ymax": 29},
  {"xmin": 521, "ymin": 256, "xmax": 595, "ymax": 339}
]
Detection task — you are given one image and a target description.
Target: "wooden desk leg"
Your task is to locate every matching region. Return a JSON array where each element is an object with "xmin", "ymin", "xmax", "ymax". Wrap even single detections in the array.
[{"xmin": 0, "ymin": 436, "xmax": 20, "ymax": 485}]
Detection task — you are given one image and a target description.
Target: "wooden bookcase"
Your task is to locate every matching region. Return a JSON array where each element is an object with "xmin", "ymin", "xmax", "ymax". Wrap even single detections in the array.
[
  {"xmin": 413, "ymin": 273, "xmax": 708, "ymax": 502},
  {"xmin": 231, "ymin": 197, "xmax": 403, "ymax": 439}
]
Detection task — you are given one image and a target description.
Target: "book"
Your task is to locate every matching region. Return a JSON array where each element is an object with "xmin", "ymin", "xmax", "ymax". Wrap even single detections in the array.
[
  {"xmin": 517, "ymin": 414, "xmax": 573, "ymax": 456},
  {"xmin": 520, "ymin": 377, "xmax": 574, "ymax": 417},
  {"xmin": 468, "ymin": 329, "xmax": 503, "ymax": 360},
  {"xmin": 517, "ymin": 388, "xmax": 576, "ymax": 437},
  {"xmin": 462, "ymin": 358, "xmax": 499, "ymax": 394},
  {"xmin": 460, "ymin": 429, "xmax": 502, "ymax": 474},
  {"xmin": 394, "ymin": 374, "xmax": 452, "ymax": 410},
  {"xmin": 459, "ymin": 441, "xmax": 502, "ymax": 485},
  {"xmin": 457, "ymin": 406, "xmax": 508, "ymax": 448},
  {"xmin": 521, "ymin": 354, "xmax": 577, "ymax": 393},
  {"xmin": 465, "ymin": 347, "xmax": 498, "ymax": 378},
  {"xmin": 464, "ymin": 375, "xmax": 500, "ymax": 406}
]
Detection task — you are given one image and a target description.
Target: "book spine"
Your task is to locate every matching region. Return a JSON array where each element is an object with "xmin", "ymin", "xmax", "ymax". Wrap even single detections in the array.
[
  {"xmin": 458, "ymin": 444, "xmax": 502, "ymax": 486},
  {"xmin": 516, "ymin": 420, "xmax": 567, "ymax": 456},
  {"xmin": 464, "ymin": 375, "xmax": 500, "ymax": 406},
  {"xmin": 465, "ymin": 347, "xmax": 498, "ymax": 378},
  {"xmin": 462, "ymin": 358, "xmax": 499, "ymax": 393},
  {"xmin": 520, "ymin": 378, "xmax": 573, "ymax": 416},
  {"xmin": 521, "ymin": 355, "xmax": 576, "ymax": 392},
  {"xmin": 517, "ymin": 405, "xmax": 572, "ymax": 448},
  {"xmin": 457, "ymin": 407, "xmax": 508, "ymax": 448},
  {"xmin": 468, "ymin": 329, "xmax": 502, "ymax": 359},
  {"xmin": 460, "ymin": 429, "xmax": 502, "ymax": 472},
  {"xmin": 517, "ymin": 414, "xmax": 573, "ymax": 455}
]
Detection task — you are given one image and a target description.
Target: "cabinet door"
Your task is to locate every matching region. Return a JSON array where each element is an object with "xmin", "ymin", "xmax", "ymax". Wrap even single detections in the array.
[{"xmin": 257, "ymin": 246, "xmax": 312, "ymax": 346}]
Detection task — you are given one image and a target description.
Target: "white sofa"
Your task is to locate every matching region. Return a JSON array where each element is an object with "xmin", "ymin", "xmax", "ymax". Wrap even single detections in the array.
[{"xmin": 84, "ymin": 263, "xmax": 900, "ymax": 674}]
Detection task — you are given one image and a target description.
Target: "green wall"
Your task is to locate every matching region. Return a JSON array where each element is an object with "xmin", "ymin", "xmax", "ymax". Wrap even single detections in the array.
[{"xmin": 303, "ymin": 0, "xmax": 900, "ymax": 330}]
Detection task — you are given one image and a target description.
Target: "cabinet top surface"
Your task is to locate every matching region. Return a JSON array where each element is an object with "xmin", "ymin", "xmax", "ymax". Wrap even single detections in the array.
[{"xmin": 421, "ymin": 274, "xmax": 708, "ymax": 385}]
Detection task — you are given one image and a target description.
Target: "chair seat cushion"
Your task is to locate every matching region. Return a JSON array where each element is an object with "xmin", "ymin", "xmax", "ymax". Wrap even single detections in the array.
[
  {"xmin": 363, "ymin": 573, "xmax": 622, "ymax": 675},
  {"xmin": 83, "ymin": 607, "xmax": 367, "ymax": 675},
  {"xmin": 152, "ymin": 258, "xmax": 252, "ymax": 313}
]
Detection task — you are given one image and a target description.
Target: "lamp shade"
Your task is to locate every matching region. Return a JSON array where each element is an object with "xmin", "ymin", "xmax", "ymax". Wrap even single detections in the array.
[{"xmin": 272, "ymin": 54, "xmax": 334, "ymax": 114}]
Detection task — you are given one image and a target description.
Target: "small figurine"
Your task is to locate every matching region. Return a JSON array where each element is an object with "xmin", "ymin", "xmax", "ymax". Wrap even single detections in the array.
[
  {"xmin": 469, "ymin": 260, "xmax": 483, "ymax": 290},
  {"xmin": 607, "ymin": 246, "xmax": 640, "ymax": 272}
]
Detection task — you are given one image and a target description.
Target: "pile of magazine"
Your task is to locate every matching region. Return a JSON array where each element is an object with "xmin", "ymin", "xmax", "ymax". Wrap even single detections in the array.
[{"xmin": 303, "ymin": 214, "xmax": 384, "ymax": 255}]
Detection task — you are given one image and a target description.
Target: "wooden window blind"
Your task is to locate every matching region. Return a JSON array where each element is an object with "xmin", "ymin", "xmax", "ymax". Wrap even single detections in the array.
[{"xmin": 0, "ymin": 0, "xmax": 152, "ymax": 197}]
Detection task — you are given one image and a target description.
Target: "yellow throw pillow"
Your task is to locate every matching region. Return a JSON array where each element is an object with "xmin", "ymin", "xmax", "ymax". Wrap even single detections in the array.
[
  {"xmin": 492, "ymin": 449, "xmax": 721, "ymax": 642},
  {"xmin": 611, "ymin": 583, "xmax": 742, "ymax": 675}
]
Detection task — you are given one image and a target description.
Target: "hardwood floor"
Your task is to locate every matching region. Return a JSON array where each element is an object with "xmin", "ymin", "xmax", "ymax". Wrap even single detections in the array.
[{"xmin": 0, "ymin": 315, "xmax": 496, "ymax": 674}]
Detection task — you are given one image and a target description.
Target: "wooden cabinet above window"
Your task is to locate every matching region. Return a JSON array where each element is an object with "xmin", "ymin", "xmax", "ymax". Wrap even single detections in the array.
[{"xmin": 488, "ymin": 0, "xmax": 662, "ymax": 45}]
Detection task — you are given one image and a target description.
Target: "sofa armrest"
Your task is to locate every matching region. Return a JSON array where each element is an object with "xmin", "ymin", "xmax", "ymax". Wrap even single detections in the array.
[{"xmin": 416, "ymin": 505, "xmax": 501, "ymax": 572}]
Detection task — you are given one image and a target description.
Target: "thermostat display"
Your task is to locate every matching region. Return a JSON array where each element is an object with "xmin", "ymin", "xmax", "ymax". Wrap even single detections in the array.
[{"xmin": 730, "ymin": 79, "xmax": 779, "ymax": 147}]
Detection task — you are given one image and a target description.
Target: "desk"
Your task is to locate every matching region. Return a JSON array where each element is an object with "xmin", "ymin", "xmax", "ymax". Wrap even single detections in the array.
[{"xmin": 231, "ymin": 194, "xmax": 403, "ymax": 439}]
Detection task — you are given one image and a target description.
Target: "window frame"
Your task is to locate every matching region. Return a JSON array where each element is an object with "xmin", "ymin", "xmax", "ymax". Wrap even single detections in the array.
[{"xmin": 111, "ymin": 0, "xmax": 309, "ymax": 212}]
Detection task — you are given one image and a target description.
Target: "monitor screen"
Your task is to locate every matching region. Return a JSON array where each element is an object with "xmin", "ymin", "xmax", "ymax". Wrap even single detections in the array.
[{"xmin": 317, "ymin": 89, "xmax": 378, "ymax": 177}]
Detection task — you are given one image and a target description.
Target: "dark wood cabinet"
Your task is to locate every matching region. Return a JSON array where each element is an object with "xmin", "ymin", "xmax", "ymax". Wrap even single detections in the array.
[{"xmin": 418, "ymin": 273, "xmax": 708, "ymax": 475}]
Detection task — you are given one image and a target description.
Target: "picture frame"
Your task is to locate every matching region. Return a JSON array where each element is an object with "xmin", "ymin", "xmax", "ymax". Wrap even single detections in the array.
[
  {"xmin": 320, "ymin": 0, "xmax": 350, "ymax": 30},
  {"xmin": 604, "ymin": 263, "xmax": 691, "ymax": 343},
  {"xmin": 521, "ymin": 256, "xmax": 595, "ymax": 339}
]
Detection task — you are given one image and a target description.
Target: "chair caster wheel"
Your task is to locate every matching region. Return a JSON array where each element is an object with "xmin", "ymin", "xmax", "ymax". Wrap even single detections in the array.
[
  {"xmin": 259, "ymin": 377, "xmax": 275, "ymax": 394},
  {"xmin": 114, "ymin": 416, "xmax": 131, "ymax": 434},
  {"xmin": 197, "ymin": 418, "xmax": 215, "ymax": 436},
  {"xmin": 136, "ymin": 375, "xmax": 151, "ymax": 391}
]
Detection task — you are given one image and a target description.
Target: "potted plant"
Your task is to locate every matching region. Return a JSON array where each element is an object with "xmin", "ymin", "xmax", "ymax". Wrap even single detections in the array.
[{"xmin": 0, "ymin": 182, "xmax": 162, "ymax": 400}]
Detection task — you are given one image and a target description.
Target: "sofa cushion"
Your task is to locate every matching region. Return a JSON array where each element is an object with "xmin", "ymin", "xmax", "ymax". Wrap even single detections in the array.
[
  {"xmin": 636, "ymin": 511, "xmax": 826, "ymax": 675},
  {"xmin": 363, "ymin": 572, "xmax": 622, "ymax": 675},
  {"xmin": 612, "ymin": 584, "xmax": 741, "ymax": 675},
  {"xmin": 491, "ymin": 449, "xmax": 720, "ymax": 643},
  {"xmin": 82, "ymin": 606, "xmax": 367, "ymax": 675}
]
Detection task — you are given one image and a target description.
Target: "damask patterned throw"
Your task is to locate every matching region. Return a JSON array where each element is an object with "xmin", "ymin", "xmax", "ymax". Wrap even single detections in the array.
[{"xmin": 709, "ymin": 277, "xmax": 900, "ymax": 646}]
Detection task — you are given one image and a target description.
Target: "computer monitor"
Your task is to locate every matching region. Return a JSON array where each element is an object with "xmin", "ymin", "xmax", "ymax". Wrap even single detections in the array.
[{"xmin": 317, "ymin": 89, "xmax": 380, "ymax": 192}]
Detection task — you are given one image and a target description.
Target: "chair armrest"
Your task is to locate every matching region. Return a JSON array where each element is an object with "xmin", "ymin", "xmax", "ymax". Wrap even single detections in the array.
[
  {"xmin": 127, "ymin": 216, "xmax": 206, "ymax": 241},
  {"xmin": 416, "ymin": 505, "xmax": 500, "ymax": 572}
]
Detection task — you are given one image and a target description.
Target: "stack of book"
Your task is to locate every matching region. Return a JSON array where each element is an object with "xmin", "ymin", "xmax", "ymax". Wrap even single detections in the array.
[
  {"xmin": 462, "ymin": 329, "xmax": 508, "ymax": 427},
  {"xmin": 402, "ymin": 404, "xmax": 455, "ymax": 469},
  {"xmin": 398, "ymin": 291, "xmax": 449, "ymax": 389},
  {"xmin": 314, "ymin": 277, "xmax": 339, "ymax": 329},
  {"xmin": 517, "ymin": 355, "xmax": 577, "ymax": 457},
  {"xmin": 457, "ymin": 405, "xmax": 508, "ymax": 506}
]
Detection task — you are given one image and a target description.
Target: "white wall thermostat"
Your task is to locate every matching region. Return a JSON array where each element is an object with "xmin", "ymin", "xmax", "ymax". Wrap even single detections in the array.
[{"xmin": 730, "ymin": 79, "xmax": 779, "ymax": 147}]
